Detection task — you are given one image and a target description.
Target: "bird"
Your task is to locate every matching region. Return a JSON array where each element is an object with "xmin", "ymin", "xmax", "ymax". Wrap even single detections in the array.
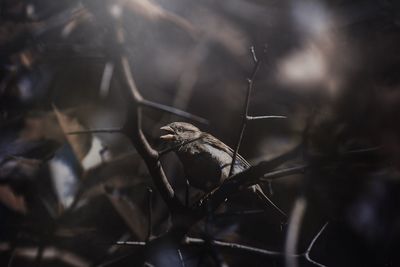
[{"xmin": 160, "ymin": 121, "xmax": 286, "ymax": 218}]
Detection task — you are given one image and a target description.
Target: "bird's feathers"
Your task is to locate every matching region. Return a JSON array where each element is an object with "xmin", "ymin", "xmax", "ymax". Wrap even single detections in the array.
[
  {"xmin": 201, "ymin": 133, "xmax": 251, "ymax": 170},
  {"xmin": 160, "ymin": 122, "xmax": 287, "ymax": 218}
]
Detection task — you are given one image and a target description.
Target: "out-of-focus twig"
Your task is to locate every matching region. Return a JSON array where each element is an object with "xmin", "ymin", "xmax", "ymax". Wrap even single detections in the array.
[
  {"xmin": 140, "ymin": 99, "xmax": 208, "ymax": 125},
  {"xmin": 67, "ymin": 128, "xmax": 123, "ymax": 135},
  {"xmin": 147, "ymin": 187, "xmax": 153, "ymax": 241},
  {"xmin": 285, "ymin": 197, "xmax": 307, "ymax": 267}
]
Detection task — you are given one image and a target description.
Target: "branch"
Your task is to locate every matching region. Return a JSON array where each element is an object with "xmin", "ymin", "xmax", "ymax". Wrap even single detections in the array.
[
  {"xmin": 228, "ymin": 46, "xmax": 262, "ymax": 176},
  {"xmin": 284, "ymin": 198, "xmax": 327, "ymax": 267},
  {"xmin": 177, "ymin": 249, "xmax": 185, "ymax": 267},
  {"xmin": 117, "ymin": 54, "xmax": 187, "ymax": 214},
  {"xmin": 67, "ymin": 128, "xmax": 123, "ymax": 135},
  {"xmin": 197, "ymin": 164, "xmax": 306, "ymax": 212},
  {"xmin": 116, "ymin": 227, "xmax": 327, "ymax": 267},
  {"xmin": 228, "ymin": 47, "xmax": 286, "ymax": 176},
  {"xmin": 184, "ymin": 237, "xmax": 284, "ymax": 256},
  {"xmin": 116, "ymin": 241, "xmax": 146, "ymax": 246},
  {"xmin": 247, "ymin": 115, "xmax": 287, "ymax": 121},
  {"xmin": 304, "ymin": 223, "xmax": 329, "ymax": 267},
  {"xmin": 98, "ymin": 10, "xmax": 190, "ymax": 215},
  {"xmin": 140, "ymin": 99, "xmax": 208, "ymax": 125}
]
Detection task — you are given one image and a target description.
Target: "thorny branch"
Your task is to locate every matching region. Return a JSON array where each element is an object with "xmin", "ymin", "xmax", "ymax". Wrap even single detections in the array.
[
  {"xmin": 108, "ymin": 6, "xmax": 302, "ymax": 232},
  {"xmin": 116, "ymin": 221, "xmax": 328, "ymax": 266},
  {"xmin": 0, "ymin": 1, "xmax": 342, "ymax": 266},
  {"xmin": 108, "ymin": 7, "xmax": 310, "ymax": 248},
  {"xmin": 196, "ymin": 164, "xmax": 306, "ymax": 213},
  {"xmin": 228, "ymin": 46, "xmax": 286, "ymax": 177},
  {"xmin": 15, "ymin": 2, "xmax": 330, "ymax": 266}
]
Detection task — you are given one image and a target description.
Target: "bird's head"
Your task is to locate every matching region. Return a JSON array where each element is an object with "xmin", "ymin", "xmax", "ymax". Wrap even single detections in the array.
[{"xmin": 160, "ymin": 122, "xmax": 201, "ymax": 144}]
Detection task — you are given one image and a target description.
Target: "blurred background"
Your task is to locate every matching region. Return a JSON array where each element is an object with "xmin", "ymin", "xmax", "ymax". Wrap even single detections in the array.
[{"xmin": 1, "ymin": 0, "xmax": 400, "ymax": 266}]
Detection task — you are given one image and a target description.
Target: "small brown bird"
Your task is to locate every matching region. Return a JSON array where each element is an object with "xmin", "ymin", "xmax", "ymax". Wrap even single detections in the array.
[{"xmin": 160, "ymin": 122, "xmax": 286, "ymax": 217}]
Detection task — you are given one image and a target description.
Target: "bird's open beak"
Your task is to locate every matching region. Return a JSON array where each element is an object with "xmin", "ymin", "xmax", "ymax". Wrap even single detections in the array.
[{"xmin": 160, "ymin": 126, "xmax": 175, "ymax": 141}]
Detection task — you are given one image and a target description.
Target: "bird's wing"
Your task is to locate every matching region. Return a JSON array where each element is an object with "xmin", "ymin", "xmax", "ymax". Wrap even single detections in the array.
[{"xmin": 202, "ymin": 133, "xmax": 251, "ymax": 169}]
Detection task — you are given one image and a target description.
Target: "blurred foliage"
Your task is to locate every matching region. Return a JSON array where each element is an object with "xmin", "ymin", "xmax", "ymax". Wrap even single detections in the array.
[{"xmin": 1, "ymin": 0, "xmax": 400, "ymax": 266}]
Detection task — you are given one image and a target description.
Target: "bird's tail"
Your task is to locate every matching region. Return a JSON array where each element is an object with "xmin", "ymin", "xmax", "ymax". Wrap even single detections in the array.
[{"xmin": 253, "ymin": 184, "xmax": 287, "ymax": 219}]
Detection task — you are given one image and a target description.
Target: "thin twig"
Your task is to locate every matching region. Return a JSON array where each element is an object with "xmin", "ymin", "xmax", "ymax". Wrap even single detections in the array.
[
  {"xmin": 177, "ymin": 249, "xmax": 186, "ymax": 267},
  {"xmin": 140, "ymin": 99, "xmax": 208, "ymax": 125},
  {"xmin": 260, "ymin": 165, "xmax": 307, "ymax": 181},
  {"xmin": 247, "ymin": 115, "xmax": 287, "ymax": 121},
  {"xmin": 214, "ymin": 209, "xmax": 265, "ymax": 218},
  {"xmin": 228, "ymin": 46, "xmax": 262, "ymax": 176},
  {"xmin": 147, "ymin": 187, "xmax": 153, "ymax": 241},
  {"xmin": 185, "ymin": 179, "xmax": 190, "ymax": 207},
  {"xmin": 303, "ymin": 223, "xmax": 329, "ymax": 267},
  {"xmin": 115, "ymin": 241, "xmax": 146, "ymax": 246},
  {"xmin": 67, "ymin": 128, "xmax": 123, "ymax": 135},
  {"xmin": 184, "ymin": 237, "xmax": 285, "ymax": 257},
  {"xmin": 250, "ymin": 46, "xmax": 258, "ymax": 63},
  {"xmin": 306, "ymin": 223, "xmax": 328, "ymax": 255},
  {"xmin": 197, "ymin": 164, "xmax": 307, "ymax": 213}
]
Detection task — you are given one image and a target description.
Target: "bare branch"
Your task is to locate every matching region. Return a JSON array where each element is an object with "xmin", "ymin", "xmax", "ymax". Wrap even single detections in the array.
[
  {"xmin": 67, "ymin": 128, "xmax": 123, "ymax": 135},
  {"xmin": 197, "ymin": 164, "xmax": 306, "ymax": 213},
  {"xmin": 116, "ymin": 241, "xmax": 146, "ymax": 246},
  {"xmin": 140, "ymin": 99, "xmax": 209, "ymax": 125},
  {"xmin": 184, "ymin": 237, "xmax": 284, "ymax": 256},
  {"xmin": 177, "ymin": 249, "xmax": 186, "ymax": 267},
  {"xmin": 250, "ymin": 46, "xmax": 258, "ymax": 63},
  {"xmin": 247, "ymin": 115, "xmax": 287, "ymax": 121},
  {"xmin": 116, "ymin": 229, "xmax": 327, "ymax": 267},
  {"xmin": 260, "ymin": 165, "xmax": 307, "ymax": 182},
  {"xmin": 229, "ymin": 46, "xmax": 262, "ymax": 176},
  {"xmin": 306, "ymin": 223, "xmax": 328, "ymax": 255},
  {"xmin": 115, "ymin": 34, "xmax": 187, "ymax": 214},
  {"xmin": 303, "ymin": 223, "xmax": 329, "ymax": 267}
]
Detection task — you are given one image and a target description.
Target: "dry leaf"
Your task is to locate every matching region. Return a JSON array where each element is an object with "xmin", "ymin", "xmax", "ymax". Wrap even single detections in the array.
[{"xmin": 52, "ymin": 105, "xmax": 92, "ymax": 164}]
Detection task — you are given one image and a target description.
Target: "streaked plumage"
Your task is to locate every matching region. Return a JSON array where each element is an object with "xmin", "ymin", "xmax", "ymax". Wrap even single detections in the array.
[{"xmin": 160, "ymin": 122, "xmax": 286, "ymax": 217}]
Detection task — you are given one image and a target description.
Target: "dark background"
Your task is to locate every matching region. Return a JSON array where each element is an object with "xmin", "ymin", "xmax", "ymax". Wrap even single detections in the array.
[{"xmin": 1, "ymin": 0, "xmax": 400, "ymax": 266}]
